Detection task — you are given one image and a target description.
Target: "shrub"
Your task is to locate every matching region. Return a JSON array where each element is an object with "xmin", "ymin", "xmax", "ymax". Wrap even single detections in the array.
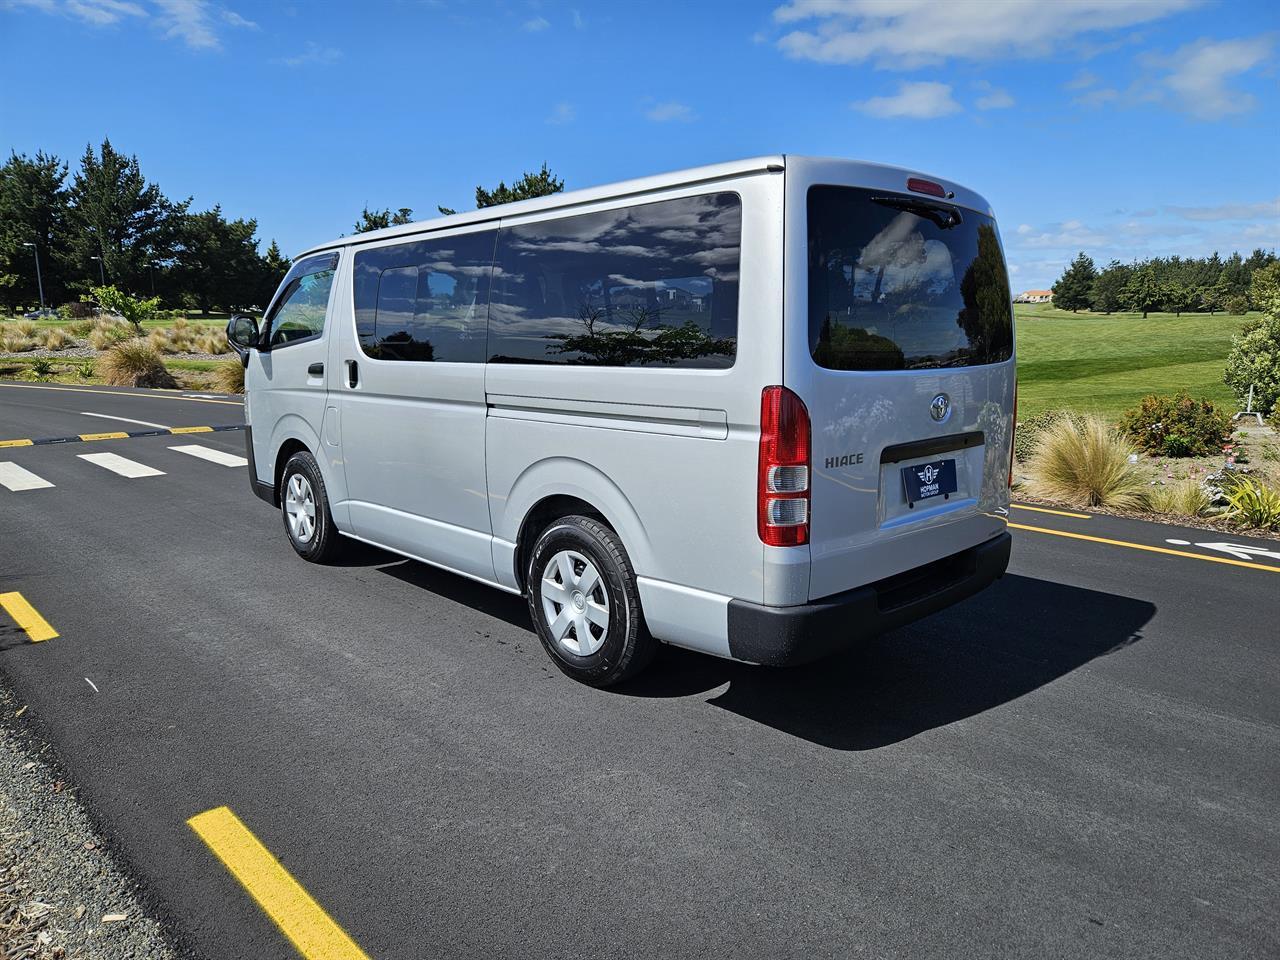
[
  {"xmin": 1, "ymin": 335, "xmax": 36, "ymax": 353},
  {"xmin": 40, "ymin": 328, "xmax": 70, "ymax": 350},
  {"xmin": 1118, "ymin": 392, "xmax": 1230, "ymax": 457},
  {"xmin": 86, "ymin": 285, "xmax": 161, "ymax": 332},
  {"xmin": 29, "ymin": 357, "xmax": 54, "ymax": 380},
  {"xmin": 98, "ymin": 341, "xmax": 178, "ymax": 389},
  {"xmin": 61, "ymin": 301, "xmax": 94, "ymax": 319},
  {"xmin": 196, "ymin": 331, "xmax": 230, "ymax": 355},
  {"xmin": 1226, "ymin": 295, "xmax": 1250, "ymax": 315},
  {"xmin": 67, "ymin": 318, "xmax": 94, "ymax": 337},
  {"xmin": 212, "ymin": 358, "xmax": 245, "ymax": 394},
  {"xmin": 1014, "ymin": 409, "xmax": 1075, "ymax": 462},
  {"xmin": 14, "ymin": 319, "xmax": 37, "ymax": 337},
  {"xmin": 75, "ymin": 358, "xmax": 96, "ymax": 379},
  {"xmin": 1027, "ymin": 414, "xmax": 1147, "ymax": 508},
  {"xmin": 1146, "ymin": 479, "xmax": 1211, "ymax": 518},
  {"xmin": 1223, "ymin": 477, "xmax": 1280, "ymax": 531},
  {"xmin": 1224, "ymin": 312, "xmax": 1280, "ymax": 418},
  {"xmin": 88, "ymin": 320, "xmax": 134, "ymax": 351}
]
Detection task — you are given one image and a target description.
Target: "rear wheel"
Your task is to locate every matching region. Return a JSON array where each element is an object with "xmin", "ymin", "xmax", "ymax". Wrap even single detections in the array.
[
  {"xmin": 526, "ymin": 515, "xmax": 655, "ymax": 687},
  {"xmin": 280, "ymin": 450, "xmax": 342, "ymax": 563}
]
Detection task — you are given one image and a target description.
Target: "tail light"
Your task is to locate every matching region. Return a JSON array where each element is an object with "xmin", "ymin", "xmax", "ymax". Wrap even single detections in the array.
[
  {"xmin": 1009, "ymin": 379, "xmax": 1018, "ymax": 488},
  {"xmin": 758, "ymin": 386, "xmax": 810, "ymax": 547}
]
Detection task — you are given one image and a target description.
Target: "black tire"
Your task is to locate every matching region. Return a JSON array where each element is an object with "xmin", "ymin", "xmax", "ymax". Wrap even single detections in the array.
[
  {"xmin": 526, "ymin": 515, "xmax": 656, "ymax": 688},
  {"xmin": 279, "ymin": 450, "xmax": 342, "ymax": 563}
]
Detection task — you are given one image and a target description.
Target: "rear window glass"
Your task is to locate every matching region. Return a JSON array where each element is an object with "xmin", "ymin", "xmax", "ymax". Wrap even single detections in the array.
[
  {"xmin": 489, "ymin": 193, "xmax": 740, "ymax": 368},
  {"xmin": 807, "ymin": 186, "xmax": 1013, "ymax": 370}
]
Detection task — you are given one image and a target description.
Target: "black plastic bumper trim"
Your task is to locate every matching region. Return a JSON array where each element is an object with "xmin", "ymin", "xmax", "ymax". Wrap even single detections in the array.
[
  {"xmin": 726, "ymin": 531, "xmax": 1012, "ymax": 666},
  {"xmin": 245, "ymin": 425, "xmax": 275, "ymax": 506}
]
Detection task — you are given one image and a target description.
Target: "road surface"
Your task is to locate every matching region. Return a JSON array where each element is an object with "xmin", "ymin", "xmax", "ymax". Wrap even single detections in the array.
[{"xmin": 1, "ymin": 380, "xmax": 1276, "ymax": 960}]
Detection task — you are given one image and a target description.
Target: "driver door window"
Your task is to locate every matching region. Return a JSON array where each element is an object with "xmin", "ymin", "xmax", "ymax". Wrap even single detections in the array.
[{"xmin": 267, "ymin": 256, "xmax": 337, "ymax": 347}]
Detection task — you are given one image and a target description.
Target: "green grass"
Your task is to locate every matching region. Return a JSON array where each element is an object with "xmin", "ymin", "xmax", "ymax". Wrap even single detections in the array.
[{"xmin": 1015, "ymin": 304, "xmax": 1253, "ymax": 420}]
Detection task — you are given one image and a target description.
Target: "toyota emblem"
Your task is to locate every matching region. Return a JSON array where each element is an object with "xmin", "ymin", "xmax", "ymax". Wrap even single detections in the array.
[{"xmin": 930, "ymin": 394, "xmax": 951, "ymax": 422}]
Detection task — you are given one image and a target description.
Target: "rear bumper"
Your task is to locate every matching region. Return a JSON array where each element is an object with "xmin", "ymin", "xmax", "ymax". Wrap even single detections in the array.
[{"xmin": 726, "ymin": 531, "xmax": 1012, "ymax": 666}]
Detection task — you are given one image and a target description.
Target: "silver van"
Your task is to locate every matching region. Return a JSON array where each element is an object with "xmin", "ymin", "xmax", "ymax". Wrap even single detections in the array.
[{"xmin": 227, "ymin": 156, "xmax": 1015, "ymax": 687}]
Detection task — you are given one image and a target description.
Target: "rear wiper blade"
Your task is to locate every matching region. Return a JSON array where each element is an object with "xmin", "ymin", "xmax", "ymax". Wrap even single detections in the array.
[{"xmin": 872, "ymin": 196, "xmax": 963, "ymax": 230}]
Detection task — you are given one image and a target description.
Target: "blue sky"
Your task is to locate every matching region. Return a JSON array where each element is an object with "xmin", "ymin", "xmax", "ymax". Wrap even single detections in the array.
[{"xmin": 2, "ymin": 0, "xmax": 1277, "ymax": 289}]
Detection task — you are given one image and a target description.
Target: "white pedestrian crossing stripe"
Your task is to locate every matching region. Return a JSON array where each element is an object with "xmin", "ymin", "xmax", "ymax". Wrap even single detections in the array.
[
  {"xmin": 0, "ymin": 462, "xmax": 54, "ymax": 492},
  {"xmin": 168, "ymin": 444, "xmax": 248, "ymax": 467},
  {"xmin": 78, "ymin": 452, "xmax": 165, "ymax": 478}
]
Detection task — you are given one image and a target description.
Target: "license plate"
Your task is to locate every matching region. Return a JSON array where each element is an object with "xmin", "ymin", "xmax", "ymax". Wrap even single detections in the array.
[{"xmin": 901, "ymin": 458, "xmax": 957, "ymax": 506}]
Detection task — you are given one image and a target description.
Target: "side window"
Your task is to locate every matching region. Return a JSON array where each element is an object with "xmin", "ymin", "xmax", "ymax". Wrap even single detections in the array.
[
  {"xmin": 266, "ymin": 253, "xmax": 337, "ymax": 348},
  {"xmin": 489, "ymin": 193, "xmax": 740, "ymax": 368},
  {"xmin": 353, "ymin": 230, "xmax": 495, "ymax": 362}
]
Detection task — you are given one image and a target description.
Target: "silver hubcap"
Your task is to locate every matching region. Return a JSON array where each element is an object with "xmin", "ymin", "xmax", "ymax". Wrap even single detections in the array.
[
  {"xmin": 284, "ymin": 473, "xmax": 317, "ymax": 544},
  {"xmin": 540, "ymin": 550, "xmax": 609, "ymax": 656}
]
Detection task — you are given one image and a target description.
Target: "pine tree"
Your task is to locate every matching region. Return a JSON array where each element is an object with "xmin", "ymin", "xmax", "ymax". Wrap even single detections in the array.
[
  {"xmin": 1051, "ymin": 252, "xmax": 1097, "ymax": 312},
  {"xmin": 1123, "ymin": 264, "xmax": 1165, "ymax": 318}
]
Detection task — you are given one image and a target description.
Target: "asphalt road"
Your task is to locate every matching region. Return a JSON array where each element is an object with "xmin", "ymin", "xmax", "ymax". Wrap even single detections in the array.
[{"xmin": 1, "ymin": 380, "xmax": 1277, "ymax": 960}]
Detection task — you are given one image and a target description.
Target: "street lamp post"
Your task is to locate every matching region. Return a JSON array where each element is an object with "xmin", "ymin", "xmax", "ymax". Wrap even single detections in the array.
[
  {"xmin": 148, "ymin": 260, "xmax": 158, "ymax": 296},
  {"xmin": 89, "ymin": 255, "xmax": 105, "ymax": 286},
  {"xmin": 21, "ymin": 242, "xmax": 45, "ymax": 310}
]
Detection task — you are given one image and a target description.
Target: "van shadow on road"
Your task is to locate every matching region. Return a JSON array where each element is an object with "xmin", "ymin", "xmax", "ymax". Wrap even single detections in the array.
[
  {"xmin": 372, "ymin": 555, "xmax": 1155, "ymax": 753},
  {"xmin": 628, "ymin": 574, "xmax": 1155, "ymax": 751}
]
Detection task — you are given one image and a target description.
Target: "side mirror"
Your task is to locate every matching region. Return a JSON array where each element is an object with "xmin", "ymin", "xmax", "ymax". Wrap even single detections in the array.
[{"xmin": 227, "ymin": 314, "xmax": 260, "ymax": 367}]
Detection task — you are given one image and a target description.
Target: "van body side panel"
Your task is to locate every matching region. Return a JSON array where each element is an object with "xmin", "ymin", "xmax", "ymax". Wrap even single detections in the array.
[
  {"xmin": 485, "ymin": 174, "xmax": 784, "ymax": 626},
  {"xmin": 782, "ymin": 157, "xmax": 1014, "ymax": 603}
]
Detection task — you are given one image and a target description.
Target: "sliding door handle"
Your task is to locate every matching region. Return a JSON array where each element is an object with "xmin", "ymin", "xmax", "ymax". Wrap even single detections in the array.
[{"xmin": 347, "ymin": 359, "xmax": 359, "ymax": 388}]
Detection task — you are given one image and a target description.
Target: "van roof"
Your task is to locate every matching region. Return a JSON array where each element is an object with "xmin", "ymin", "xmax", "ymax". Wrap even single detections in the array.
[{"xmin": 295, "ymin": 154, "xmax": 992, "ymax": 258}]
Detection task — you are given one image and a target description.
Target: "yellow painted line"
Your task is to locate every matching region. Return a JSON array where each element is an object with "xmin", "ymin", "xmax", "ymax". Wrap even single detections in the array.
[
  {"xmin": 0, "ymin": 438, "xmax": 34, "ymax": 448},
  {"xmin": 0, "ymin": 382, "xmax": 241, "ymax": 405},
  {"xmin": 188, "ymin": 806, "xmax": 370, "ymax": 960},
  {"xmin": 1009, "ymin": 522, "xmax": 1280, "ymax": 574},
  {"xmin": 1011, "ymin": 503, "xmax": 1091, "ymax": 520},
  {"xmin": 0, "ymin": 592, "xmax": 59, "ymax": 642},
  {"xmin": 79, "ymin": 431, "xmax": 130, "ymax": 441},
  {"xmin": 169, "ymin": 425, "xmax": 213, "ymax": 434}
]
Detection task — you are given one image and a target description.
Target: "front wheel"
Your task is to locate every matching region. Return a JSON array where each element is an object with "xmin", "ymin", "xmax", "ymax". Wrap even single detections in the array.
[
  {"xmin": 526, "ymin": 515, "xmax": 656, "ymax": 687},
  {"xmin": 280, "ymin": 450, "xmax": 342, "ymax": 563}
]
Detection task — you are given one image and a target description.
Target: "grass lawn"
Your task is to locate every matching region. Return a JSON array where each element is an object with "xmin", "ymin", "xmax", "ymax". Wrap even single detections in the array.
[{"xmin": 1015, "ymin": 304, "xmax": 1252, "ymax": 420}]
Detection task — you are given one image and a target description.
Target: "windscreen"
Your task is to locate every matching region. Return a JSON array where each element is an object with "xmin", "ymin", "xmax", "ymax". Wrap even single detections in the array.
[{"xmin": 807, "ymin": 185, "xmax": 1013, "ymax": 371}]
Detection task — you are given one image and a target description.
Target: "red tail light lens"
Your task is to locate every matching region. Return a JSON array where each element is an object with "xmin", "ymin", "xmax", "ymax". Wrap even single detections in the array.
[
  {"xmin": 758, "ymin": 386, "xmax": 810, "ymax": 547},
  {"xmin": 907, "ymin": 177, "xmax": 946, "ymax": 197}
]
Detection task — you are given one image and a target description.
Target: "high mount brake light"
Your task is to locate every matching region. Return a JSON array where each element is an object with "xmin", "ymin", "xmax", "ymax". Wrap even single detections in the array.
[
  {"xmin": 907, "ymin": 177, "xmax": 947, "ymax": 198},
  {"xmin": 758, "ymin": 386, "xmax": 810, "ymax": 547}
]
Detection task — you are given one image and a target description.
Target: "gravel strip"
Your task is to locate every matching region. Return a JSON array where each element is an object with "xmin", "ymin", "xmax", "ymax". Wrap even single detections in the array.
[{"xmin": 0, "ymin": 685, "xmax": 180, "ymax": 960}]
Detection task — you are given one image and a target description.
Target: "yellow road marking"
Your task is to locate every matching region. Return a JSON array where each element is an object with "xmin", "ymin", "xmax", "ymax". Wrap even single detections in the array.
[
  {"xmin": 0, "ymin": 438, "xmax": 34, "ymax": 447},
  {"xmin": 1009, "ymin": 522, "xmax": 1280, "ymax": 573},
  {"xmin": 169, "ymin": 425, "xmax": 214, "ymax": 434},
  {"xmin": 1011, "ymin": 503, "xmax": 1091, "ymax": 519},
  {"xmin": 188, "ymin": 807, "xmax": 370, "ymax": 960},
  {"xmin": 0, "ymin": 382, "xmax": 241, "ymax": 405},
  {"xmin": 0, "ymin": 592, "xmax": 59, "ymax": 642},
  {"xmin": 79, "ymin": 431, "xmax": 130, "ymax": 441}
]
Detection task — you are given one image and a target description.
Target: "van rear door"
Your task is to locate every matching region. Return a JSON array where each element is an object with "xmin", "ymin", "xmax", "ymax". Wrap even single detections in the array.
[{"xmin": 785, "ymin": 169, "xmax": 1015, "ymax": 601}]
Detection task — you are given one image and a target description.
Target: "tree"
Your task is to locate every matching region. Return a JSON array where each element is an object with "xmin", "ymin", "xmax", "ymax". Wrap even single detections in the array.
[
  {"xmin": 1051, "ymin": 252, "xmax": 1097, "ymax": 312},
  {"xmin": 0, "ymin": 151, "xmax": 69, "ymax": 309},
  {"xmin": 1123, "ymin": 264, "xmax": 1164, "ymax": 318},
  {"xmin": 1090, "ymin": 260, "xmax": 1129, "ymax": 314},
  {"xmin": 254, "ymin": 240, "xmax": 290, "ymax": 309},
  {"xmin": 1223, "ymin": 262, "xmax": 1280, "ymax": 414},
  {"xmin": 87, "ymin": 284, "xmax": 160, "ymax": 333},
  {"xmin": 438, "ymin": 163, "xmax": 565, "ymax": 216},
  {"xmin": 1163, "ymin": 280, "xmax": 1197, "ymax": 317},
  {"xmin": 353, "ymin": 206, "xmax": 413, "ymax": 233},
  {"xmin": 61, "ymin": 139, "xmax": 183, "ymax": 296},
  {"xmin": 173, "ymin": 205, "xmax": 265, "ymax": 313},
  {"xmin": 1200, "ymin": 277, "xmax": 1230, "ymax": 315}
]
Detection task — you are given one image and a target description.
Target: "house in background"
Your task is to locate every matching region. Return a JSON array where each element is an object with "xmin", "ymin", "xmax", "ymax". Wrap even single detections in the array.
[{"xmin": 1015, "ymin": 289, "xmax": 1053, "ymax": 303}]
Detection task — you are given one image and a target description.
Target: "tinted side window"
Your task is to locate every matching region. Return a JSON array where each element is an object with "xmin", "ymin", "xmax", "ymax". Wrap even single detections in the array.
[
  {"xmin": 489, "ymin": 193, "xmax": 740, "ymax": 368},
  {"xmin": 353, "ymin": 231, "xmax": 495, "ymax": 362},
  {"xmin": 266, "ymin": 253, "xmax": 337, "ymax": 347}
]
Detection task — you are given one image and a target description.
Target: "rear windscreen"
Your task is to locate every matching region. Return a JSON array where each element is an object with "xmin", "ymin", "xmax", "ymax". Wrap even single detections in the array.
[{"xmin": 807, "ymin": 185, "xmax": 1013, "ymax": 371}]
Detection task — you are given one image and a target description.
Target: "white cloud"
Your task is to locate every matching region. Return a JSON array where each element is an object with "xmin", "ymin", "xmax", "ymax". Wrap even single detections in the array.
[
  {"xmin": 852, "ymin": 81, "xmax": 960, "ymax": 119},
  {"xmin": 548, "ymin": 102, "xmax": 575, "ymax": 125},
  {"xmin": 279, "ymin": 40, "xmax": 343, "ymax": 67},
  {"xmin": 645, "ymin": 101, "xmax": 696, "ymax": 122},
  {"xmin": 1072, "ymin": 86, "xmax": 1119, "ymax": 108},
  {"xmin": 220, "ymin": 7, "xmax": 254, "ymax": 29},
  {"xmin": 153, "ymin": 0, "xmax": 219, "ymax": 49},
  {"xmin": 15, "ymin": 0, "xmax": 145, "ymax": 26},
  {"xmin": 772, "ymin": 0, "xmax": 1198, "ymax": 69},
  {"xmin": 1064, "ymin": 69, "xmax": 1099, "ymax": 90},
  {"xmin": 974, "ymin": 81, "xmax": 1014, "ymax": 110},
  {"xmin": 1151, "ymin": 36, "xmax": 1274, "ymax": 119},
  {"xmin": 5, "ymin": 0, "xmax": 255, "ymax": 46},
  {"xmin": 522, "ymin": 15, "xmax": 549, "ymax": 32},
  {"xmin": 1164, "ymin": 197, "xmax": 1280, "ymax": 222},
  {"xmin": 571, "ymin": 8, "xmax": 584, "ymax": 29}
]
